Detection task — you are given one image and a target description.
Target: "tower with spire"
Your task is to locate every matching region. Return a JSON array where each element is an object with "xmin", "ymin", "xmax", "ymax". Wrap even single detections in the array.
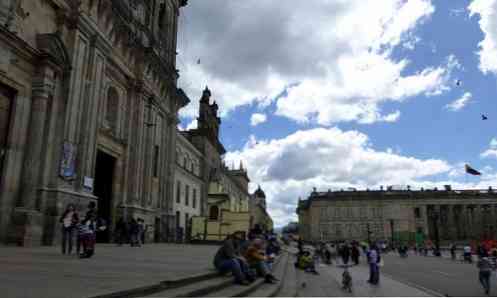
[{"xmin": 197, "ymin": 86, "xmax": 221, "ymax": 145}]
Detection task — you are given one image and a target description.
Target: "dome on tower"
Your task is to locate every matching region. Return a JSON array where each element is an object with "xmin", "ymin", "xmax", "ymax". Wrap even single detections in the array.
[{"xmin": 254, "ymin": 185, "xmax": 266, "ymax": 198}]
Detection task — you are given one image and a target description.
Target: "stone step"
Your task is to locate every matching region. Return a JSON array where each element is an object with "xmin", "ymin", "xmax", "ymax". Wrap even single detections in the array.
[
  {"xmin": 247, "ymin": 251, "xmax": 290, "ymax": 297},
  {"xmin": 90, "ymin": 271, "xmax": 220, "ymax": 298},
  {"xmin": 146, "ymin": 275, "xmax": 233, "ymax": 297}
]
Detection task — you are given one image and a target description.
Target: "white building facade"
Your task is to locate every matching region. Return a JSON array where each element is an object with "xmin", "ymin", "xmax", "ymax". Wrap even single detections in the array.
[{"xmin": 173, "ymin": 131, "xmax": 203, "ymax": 241}]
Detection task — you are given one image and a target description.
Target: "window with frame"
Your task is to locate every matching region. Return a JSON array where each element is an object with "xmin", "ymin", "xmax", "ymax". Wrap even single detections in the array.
[
  {"xmin": 106, "ymin": 87, "xmax": 119, "ymax": 131},
  {"xmin": 193, "ymin": 189, "xmax": 197, "ymax": 209},
  {"xmin": 414, "ymin": 207, "xmax": 421, "ymax": 218},
  {"xmin": 185, "ymin": 185, "xmax": 190, "ymax": 206},
  {"xmin": 176, "ymin": 211, "xmax": 181, "ymax": 228},
  {"xmin": 176, "ymin": 181, "xmax": 181, "ymax": 204},
  {"xmin": 153, "ymin": 145, "xmax": 159, "ymax": 177}
]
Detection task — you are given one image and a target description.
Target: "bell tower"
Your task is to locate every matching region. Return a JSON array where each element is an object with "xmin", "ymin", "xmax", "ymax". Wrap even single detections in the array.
[{"xmin": 197, "ymin": 86, "xmax": 221, "ymax": 144}]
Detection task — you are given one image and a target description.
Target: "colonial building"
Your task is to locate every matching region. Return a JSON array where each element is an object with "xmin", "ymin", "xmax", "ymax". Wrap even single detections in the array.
[
  {"xmin": 0, "ymin": 0, "xmax": 188, "ymax": 245},
  {"xmin": 173, "ymin": 130, "xmax": 203, "ymax": 241},
  {"xmin": 179, "ymin": 87, "xmax": 252, "ymax": 241},
  {"xmin": 297, "ymin": 187, "xmax": 497, "ymax": 246},
  {"xmin": 250, "ymin": 186, "xmax": 273, "ymax": 232}
]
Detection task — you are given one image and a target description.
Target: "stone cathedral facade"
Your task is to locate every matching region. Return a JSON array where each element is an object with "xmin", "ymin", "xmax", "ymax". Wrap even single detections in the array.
[
  {"xmin": 0, "ymin": 0, "xmax": 188, "ymax": 246},
  {"xmin": 298, "ymin": 187, "xmax": 497, "ymax": 245}
]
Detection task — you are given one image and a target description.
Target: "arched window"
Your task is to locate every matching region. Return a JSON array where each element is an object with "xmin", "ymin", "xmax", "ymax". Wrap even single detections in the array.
[
  {"xmin": 106, "ymin": 87, "xmax": 119, "ymax": 130},
  {"xmin": 209, "ymin": 206, "xmax": 219, "ymax": 220}
]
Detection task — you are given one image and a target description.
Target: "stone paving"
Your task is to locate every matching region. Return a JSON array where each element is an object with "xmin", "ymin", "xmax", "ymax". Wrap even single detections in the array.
[{"xmin": 0, "ymin": 243, "xmax": 219, "ymax": 298}]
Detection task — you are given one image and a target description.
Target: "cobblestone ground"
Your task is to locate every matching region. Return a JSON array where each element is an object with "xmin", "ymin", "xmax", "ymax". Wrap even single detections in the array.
[{"xmin": 0, "ymin": 243, "xmax": 219, "ymax": 298}]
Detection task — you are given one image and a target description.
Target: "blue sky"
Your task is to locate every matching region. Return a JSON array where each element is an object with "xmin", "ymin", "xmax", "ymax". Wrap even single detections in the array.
[{"xmin": 177, "ymin": 0, "xmax": 497, "ymax": 226}]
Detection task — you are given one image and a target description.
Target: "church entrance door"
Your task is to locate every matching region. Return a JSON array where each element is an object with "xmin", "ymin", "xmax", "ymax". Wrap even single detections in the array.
[{"xmin": 94, "ymin": 150, "xmax": 116, "ymax": 243}]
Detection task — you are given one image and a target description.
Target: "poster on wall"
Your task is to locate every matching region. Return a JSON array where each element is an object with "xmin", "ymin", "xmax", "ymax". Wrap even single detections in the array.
[
  {"xmin": 83, "ymin": 176, "xmax": 94, "ymax": 192},
  {"xmin": 60, "ymin": 141, "xmax": 76, "ymax": 180}
]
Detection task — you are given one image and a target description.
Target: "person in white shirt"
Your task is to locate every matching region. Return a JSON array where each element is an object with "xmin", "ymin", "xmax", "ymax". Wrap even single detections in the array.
[
  {"xmin": 464, "ymin": 245, "xmax": 473, "ymax": 263},
  {"xmin": 59, "ymin": 204, "xmax": 79, "ymax": 255}
]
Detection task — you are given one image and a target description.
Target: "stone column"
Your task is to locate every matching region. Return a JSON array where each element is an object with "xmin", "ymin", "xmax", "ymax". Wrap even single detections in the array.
[
  {"xmin": 141, "ymin": 102, "xmax": 153, "ymax": 207},
  {"xmin": 447, "ymin": 205, "xmax": 456, "ymax": 241},
  {"xmin": 126, "ymin": 81, "xmax": 145, "ymax": 205},
  {"xmin": 77, "ymin": 35, "xmax": 108, "ymax": 193},
  {"xmin": 17, "ymin": 65, "xmax": 55, "ymax": 209},
  {"xmin": 10, "ymin": 63, "xmax": 56, "ymax": 246}
]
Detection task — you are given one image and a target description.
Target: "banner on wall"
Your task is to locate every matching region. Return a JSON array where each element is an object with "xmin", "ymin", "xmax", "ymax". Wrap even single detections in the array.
[{"xmin": 60, "ymin": 141, "xmax": 76, "ymax": 180}]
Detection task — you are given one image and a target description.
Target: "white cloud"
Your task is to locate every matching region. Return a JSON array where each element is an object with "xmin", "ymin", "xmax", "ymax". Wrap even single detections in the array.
[
  {"xmin": 481, "ymin": 138, "xmax": 497, "ymax": 159},
  {"xmin": 469, "ymin": 0, "xmax": 497, "ymax": 74},
  {"xmin": 178, "ymin": 0, "xmax": 454, "ymax": 125},
  {"xmin": 445, "ymin": 92, "xmax": 473, "ymax": 111},
  {"xmin": 250, "ymin": 113, "xmax": 267, "ymax": 126},
  {"xmin": 225, "ymin": 127, "xmax": 452, "ymax": 226}
]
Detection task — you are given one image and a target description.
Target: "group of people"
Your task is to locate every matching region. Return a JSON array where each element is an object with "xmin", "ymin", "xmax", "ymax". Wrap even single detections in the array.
[
  {"xmin": 59, "ymin": 202, "xmax": 105, "ymax": 258},
  {"xmin": 213, "ymin": 229, "xmax": 281, "ymax": 285},
  {"xmin": 114, "ymin": 217, "xmax": 147, "ymax": 247},
  {"xmin": 59, "ymin": 202, "xmax": 149, "ymax": 258}
]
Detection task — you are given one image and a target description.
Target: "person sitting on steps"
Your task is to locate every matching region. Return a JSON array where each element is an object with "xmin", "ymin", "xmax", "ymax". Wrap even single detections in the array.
[
  {"xmin": 213, "ymin": 232, "xmax": 253, "ymax": 286},
  {"xmin": 244, "ymin": 238, "xmax": 278, "ymax": 284}
]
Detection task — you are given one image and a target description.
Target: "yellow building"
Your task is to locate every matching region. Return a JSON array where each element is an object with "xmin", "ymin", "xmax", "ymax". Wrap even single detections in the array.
[{"xmin": 179, "ymin": 88, "xmax": 252, "ymax": 241}]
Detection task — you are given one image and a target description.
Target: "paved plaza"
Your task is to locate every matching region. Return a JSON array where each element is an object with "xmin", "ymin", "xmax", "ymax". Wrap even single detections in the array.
[{"xmin": 0, "ymin": 244, "xmax": 219, "ymax": 298}]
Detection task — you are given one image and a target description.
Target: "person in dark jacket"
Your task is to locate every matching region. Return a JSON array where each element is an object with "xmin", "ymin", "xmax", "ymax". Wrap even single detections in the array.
[
  {"xmin": 79, "ymin": 202, "xmax": 97, "ymax": 258},
  {"xmin": 214, "ymin": 232, "xmax": 251, "ymax": 285},
  {"xmin": 351, "ymin": 244, "xmax": 360, "ymax": 265},
  {"xmin": 115, "ymin": 218, "xmax": 128, "ymax": 246},
  {"xmin": 129, "ymin": 218, "xmax": 140, "ymax": 247},
  {"xmin": 342, "ymin": 244, "xmax": 351, "ymax": 265},
  {"xmin": 59, "ymin": 204, "xmax": 79, "ymax": 255}
]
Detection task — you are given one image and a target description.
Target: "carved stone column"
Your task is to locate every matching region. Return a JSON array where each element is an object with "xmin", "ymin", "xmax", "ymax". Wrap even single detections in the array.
[
  {"xmin": 17, "ymin": 65, "xmax": 55, "ymax": 209},
  {"xmin": 10, "ymin": 62, "xmax": 56, "ymax": 246}
]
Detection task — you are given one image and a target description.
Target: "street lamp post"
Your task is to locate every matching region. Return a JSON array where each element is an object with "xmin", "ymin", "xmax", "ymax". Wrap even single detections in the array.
[
  {"xmin": 367, "ymin": 223, "xmax": 372, "ymax": 245},
  {"xmin": 390, "ymin": 219, "xmax": 395, "ymax": 249},
  {"xmin": 429, "ymin": 210, "xmax": 441, "ymax": 256}
]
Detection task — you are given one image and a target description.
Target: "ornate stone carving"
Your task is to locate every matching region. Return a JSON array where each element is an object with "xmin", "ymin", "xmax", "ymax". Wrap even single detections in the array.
[{"xmin": 36, "ymin": 33, "xmax": 71, "ymax": 72}]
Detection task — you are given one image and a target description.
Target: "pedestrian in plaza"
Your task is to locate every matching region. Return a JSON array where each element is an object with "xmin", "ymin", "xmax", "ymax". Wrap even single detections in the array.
[
  {"xmin": 341, "ymin": 243, "xmax": 351, "ymax": 265},
  {"xmin": 129, "ymin": 218, "xmax": 140, "ymax": 247},
  {"xmin": 450, "ymin": 243, "xmax": 457, "ymax": 261},
  {"xmin": 351, "ymin": 244, "xmax": 360, "ymax": 265},
  {"xmin": 367, "ymin": 244, "xmax": 381, "ymax": 285},
  {"xmin": 214, "ymin": 232, "xmax": 252, "ymax": 285},
  {"xmin": 78, "ymin": 202, "xmax": 97, "ymax": 258},
  {"xmin": 114, "ymin": 217, "xmax": 128, "ymax": 246},
  {"xmin": 59, "ymin": 204, "xmax": 79, "ymax": 255},
  {"xmin": 464, "ymin": 244, "xmax": 473, "ymax": 263},
  {"xmin": 477, "ymin": 256, "xmax": 492, "ymax": 295},
  {"xmin": 138, "ymin": 218, "xmax": 145, "ymax": 245}
]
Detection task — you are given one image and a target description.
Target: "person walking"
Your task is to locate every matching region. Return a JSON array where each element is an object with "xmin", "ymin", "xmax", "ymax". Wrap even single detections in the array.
[
  {"xmin": 138, "ymin": 218, "xmax": 145, "ymax": 245},
  {"xmin": 351, "ymin": 244, "xmax": 360, "ymax": 265},
  {"xmin": 464, "ymin": 244, "xmax": 473, "ymax": 263},
  {"xmin": 129, "ymin": 218, "xmax": 140, "ymax": 247},
  {"xmin": 367, "ymin": 244, "xmax": 381, "ymax": 285},
  {"xmin": 79, "ymin": 202, "xmax": 97, "ymax": 258},
  {"xmin": 115, "ymin": 218, "xmax": 128, "ymax": 246},
  {"xmin": 59, "ymin": 204, "xmax": 79, "ymax": 255},
  {"xmin": 342, "ymin": 244, "xmax": 351, "ymax": 265},
  {"xmin": 450, "ymin": 243, "xmax": 457, "ymax": 261},
  {"xmin": 477, "ymin": 256, "xmax": 492, "ymax": 295}
]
